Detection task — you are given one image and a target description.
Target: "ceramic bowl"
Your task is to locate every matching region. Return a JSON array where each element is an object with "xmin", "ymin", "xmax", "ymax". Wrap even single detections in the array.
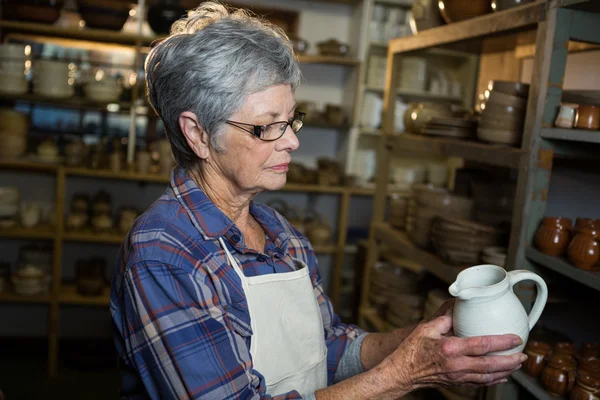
[
  {"xmin": 0, "ymin": 187, "xmax": 19, "ymax": 204},
  {"xmin": 0, "ymin": 77, "xmax": 28, "ymax": 95},
  {"xmin": 413, "ymin": 185, "xmax": 474, "ymax": 216},
  {"xmin": 477, "ymin": 127, "xmax": 522, "ymax": 146},
  {"xmin": 3, "ymin": 0, "xmax": 63, "ymax": 24},
  {"xmin": 438, "ymin": 0, "xmax": 491, "ymax": 23},
  {"xmin": 488, "ymin": 90, "xmax": 528, "ymax": 108},
  {"xmin": 0, "ymin": 109, "xmax": 29, "ymax": 135},
  {"xmin": 0, "ymin": 44, "xmax": 28, "ymax": 59},
  {"xmin": 405, "ymin": 103, "xmax": 454, "ymax": 134},
  {"xmin": 488, "ymin": 80, "xmax": 530, "ymax": 98},
  {"xmin": 0, "ymin": 135, "xmax": 27, "ymax": 157},
  {"xmin": 77, "ymin": 0, "xmax": 131, "ymax": 30},
  {"xmin": 482, "ymin": 102, "xmax": 525, "ymax": 117},
  {"xmin": 84, "ymin": 83, "xmax": 123, "ymax": 103},
  {"xmin": 317, "ymin": 39, "xmax": 350, "ymax": 57}
]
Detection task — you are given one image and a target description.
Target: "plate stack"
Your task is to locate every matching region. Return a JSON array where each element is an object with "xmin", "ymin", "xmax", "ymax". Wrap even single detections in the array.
[
  {"xmin": 431, "ymin": 216, "xmax": 505, "ymax": 265},
  {"xmin": 0, "ymin": 109, "xmax": 29, "ymax": 159},
  {"xmin": 422, "ymin": 116, "xmax": 477, "ymax": 139},
  {"xmin": 33, "ymin": 60, "xmax": 74, "ymax": 99},
  {"xmin": 386, "ymin": 293, "xmax": 425, "ymax": 329},
  {"xmin": 478, "ymin": 80, "xmax": 530, "ymax": 146},
  {"xmin": 0, "ymin": 44, "xmax": 28, "ymax": 95},
  {"xmin": 369, "ymin": 261, "xmax": 420, "ymax": 318},
  {"xmin": 0, "ymin": 187, "xmax": 19, "ymax": 229}
]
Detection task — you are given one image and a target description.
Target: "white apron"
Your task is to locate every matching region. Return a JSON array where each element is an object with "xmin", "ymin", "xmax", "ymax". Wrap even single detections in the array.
[{"xmin": 219, "ymin": 238, "xmax": 328, "ymax": 396}]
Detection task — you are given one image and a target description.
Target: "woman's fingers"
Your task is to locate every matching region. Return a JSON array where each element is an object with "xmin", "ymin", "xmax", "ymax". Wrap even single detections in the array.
[
  {"xmin": 442, "ymin": 335, "xmax": 523, "ymax": 357},
  {"xmin": 450, "ymin": 353, "xmax": 526, "ymax": 375},
  {"xmin": 455, "ymin": 368, "xmax": 520, "ymax": 385}
]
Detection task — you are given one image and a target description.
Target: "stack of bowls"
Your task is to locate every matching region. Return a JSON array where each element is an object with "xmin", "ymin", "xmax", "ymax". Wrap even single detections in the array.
[
  {"xmin": 471, "ymin": 179, "xmax": 516, "ymax": 230},
  {"xmin": 84, "ymin": 73, "xmax": 123, "ymax": 103},
  {"xmin": 406, "ymin": 184, "xmax": 474, "ymax": 249},
  {"xmin": 33, "ymin": 60, "xmax": 74, "ymax": 99},
  {"xmin": 369, "ymin": 261, "xmax": 420, "ymax": 318},
  {"xmin": 478, "ymin": 80, "xmax": 530, "ymax": 146},
  {"xmin": 482, "ymin": 247, "xmax": 508, "ymax": 267},
  {"xmin": 0, "ymin": 187, "xmax": 20, "ymax": 229},
  {"xmin": 0, "ymin": 44, "xmax": 29, "ymax": 95},
  {"xmin": 386, "ymin": 293, "xmax": 425, "ymax": 329},
  {"xmin": 11, "ymin": 264, "xmax": 49, "ymax": 295},
  {"xmin": 431, "ymin": 216, "xmax": 505, "ymax": 265},
  {"xmin": 0, "ymin": 109, "xmax": 29, "ymax": 159}
]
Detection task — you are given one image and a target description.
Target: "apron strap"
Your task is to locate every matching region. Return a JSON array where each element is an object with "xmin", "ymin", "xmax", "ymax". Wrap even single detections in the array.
[{"xmin": 218, "ymin": 237, "xmax": 247, "ymax": 283}]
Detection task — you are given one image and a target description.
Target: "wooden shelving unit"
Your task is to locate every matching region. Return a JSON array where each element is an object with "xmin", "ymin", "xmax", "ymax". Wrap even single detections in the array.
[
  {"xmin": 0, "ymin": 290, "xmax": 52, "ymax": 304},
  {"xmin": 58, "ymin": 284, "xmax": 110, "ymax": 307},
  {"xmin": 360, "ymin": 3, "xmax": 600, "ymax": 400},
  {"xmin": 0, "ymin": 225, "xmax": 55, "ymax": 240}
]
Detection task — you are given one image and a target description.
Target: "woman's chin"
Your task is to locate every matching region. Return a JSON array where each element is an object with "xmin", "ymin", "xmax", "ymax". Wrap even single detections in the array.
[{"xmin": 263, "ymin": 173, "xmax": 288, "ymax": 191}]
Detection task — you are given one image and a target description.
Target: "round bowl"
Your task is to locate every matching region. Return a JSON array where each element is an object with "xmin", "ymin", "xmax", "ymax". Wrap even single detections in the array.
[
  {"xmin": 0, "ymin": 77, "xmax": 28, "ymax": 95},
  {"xmin": 0, "ymin": 109, "xmax": 29, "ymax": 134},
  {"xmin": 0, "ymin": 44, "xmax": 29, "ymax": 59},
  {"xmin": 488, "ymin": 80, "xmax": 530, "ymax": 98},
  {"xmin": 77, "ymin": 0, "xmax": 131, "ymax": 30},
  {"xmin": 439, "ymin": 0, "xmax": 491, "ymax": 23},
  {"xmin": 482, "ymin": 102, "xmax": 526, "ymax": 117},
  {"xmin": 488, "ymin": 90, "xmax": 528, "ymax": 108},
  {"xmin": 3, "ymin": 0, "xmax": 63, "ymax": 24},
  {"xmin": 0, "ymin": 135, "xmax": 27, "ymax": 157},
  {"xmin": 477, "ymin": 127, "xmax": 522, "ymax": 146}
]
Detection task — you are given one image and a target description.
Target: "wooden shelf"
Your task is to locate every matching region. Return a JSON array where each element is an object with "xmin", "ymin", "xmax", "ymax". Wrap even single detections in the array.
[
  {"xmin": 526, "ymin": 247, "xmax": 600, "ymax": 292},
  {"xmin": 64, "ymin": 230, "xmax": 124, "ymax": 245},
  {"xmin": 385, "ymin": 134, "xmax": 526, "ymax": 169},
  {"xmin": 1, "ymin": 92, "xmax": 137, "ymax": 114},
  {"xmin": 541, "ymin": 127, "xmax": 600, "ymax": 144},
  {"xmin": 0, "ymin": 20, "xmax": 157, "ymax": 46},
  {"xmin": 364, "ymin": 85, "xmax": 463, "ymax": 102},
  {"xmin": 297, "ymin": 55, "xmax": 360, "ymax": 66},
  {"xmin": 0, "ymin": 290, "xmax": 51, "ymax": 304},
  {"xmin": 360, "ymin": 307, "xmax": 387, "ymax": 332},
  {"xmin": 65, "ymin": 167, "xmax": 170, "ymax": 184},
  {"xmin": 360, "ymin": 127, "xmax": 382, "ymax": 136},
  {"xmin": 372, "ymin": 222, "xmax": 462, "ymax": 284},
  {"xmin": 512, "ymin": 370, "xmax": 562, "ymax": 400},
  {"xmin": 0, "ymin": 225, "xmax": 55, "ymax": 240},
  {"xmin": 348, "ymin": 187, "xmax": 375, "ymax": 196},
  {"xmin": 59, "ymin": 284, "xmax": 110, "ymax": 306},
  {"xmin": 388, "ymin": 1, "xmax": 545, "ymax": 54},
  {"xmin": 0, "ymin": 157, "xmax": 58, "ymax": 173}
]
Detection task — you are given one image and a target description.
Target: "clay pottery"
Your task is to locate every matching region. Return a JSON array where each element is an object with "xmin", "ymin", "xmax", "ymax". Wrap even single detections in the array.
[
  {"xmin": 91, "ymin": 212, "xmax": 113, "ymax": 233},
  {"xmin": 449, "ymin": 265, "xmax": 548, "ymax": 355},
  {"xmin": 316, "ymin": 39, "xmax": 350, "ymax": 57},
  {"xmin": 92, "ymin": 190, "xmax": 112, "ymax": 215},
  {"xmin": 118, "ymin": 207, "xmax": 138, "ymax": 234},
  {"xmin": 66, "ymin": 212, "xmax": 88, "ymax": 231},
  {"xmin": 581, "ymin": 358, "xmax": 600, "ymax": 376},
  {"xmin": 306, "ymin": 217, "xmax": 333, "ymax": 245},
  {"xmin": 535, "ymin": 217, "xmax": 573, "ymax": 257},
  {"xmin": 289, "ymin": 35, "xmax": 309, "ymax": 55},
  {"xmin": 109, "ymin": 151, "xmax": 122, "ymax": 172},
  {"xmin": 575, "ymin": 218, "xmax": 598, "ymax": 236},
  {"xmin": 579, "ymin": 344, "xmax": 600, "ymax": 362},
  {"xmin": 570, "ymin": 371, "xmax": 600, "ymax": 400},
  {"xmin": 411, "ymin": 0, "xmax": 444, "ymax": 33},
  {"xmin": 541, "ymin": 353, "xmax": 577, "ymax": 397},
  {"xmin": 78, "ymin": 0, "xmax": 130, "ymax": 31},
  {"xmin": 568, "ymin": 227, "xmax": 599, "ymax": 270},
  {"xmin": 438, "ymin": 0, "xmax": 491, "ymax": 23},
  {"xmin": 147, "ymin": 0, "xmax": 186, "ymax": 35},
  {"xmin": 70, "ymin": 193, "xmax": 90, "ymax": 214},
  {"xmin": 555, "ymin": 342, "xmax": 577, "ymax": 360},
  {"xmin": 556, "ymin": 103, "xmax": 579, "ymax": 129},
  {"xmin": 575, "ymin": 105, "xmax": 600, "ymax": 130},
  {"xmin": 523, "ymin": 340, "xmax": 553, "ymax": 378},
  {"xmin": 20, "ymin": 201, "xmax": 41, "ymax": 228},
  {"xmin": 3, "ymin": 0, "xmax": 63, "ymax": 24},
  {"xmin": 488, "ymin": 80, "xmax": 530, "ymax": 98}
]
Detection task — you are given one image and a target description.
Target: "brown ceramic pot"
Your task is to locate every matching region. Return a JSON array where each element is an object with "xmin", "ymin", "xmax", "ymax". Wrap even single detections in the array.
[
  {"xmin": 575, "ymin": 218, "xmax": 598, "ymax": 234},
  {"xmin": 575, "ymin": 105, "xmax": 600, "ymax": 130},
  {"xmin": 556, "ymin": 342, "xmax": 578, "ymax": 359},
  {"xmin": 581, "ymin": 358, "xmax": 600, "ymax": 376},
  {"xmin": 535, "ymin": 217, "xmax": 573, "ymax": 257},
  {"xmin": 570, "ymin": 370, "xmax": 600, "ymax": 400},
  {"xmin": 579, "ymin": 344, "xmax": 600, "ymax": 362},
  {"xmin": 541, "ymin": 353, "xmax": 577, "ymax": 397},
  {"xmin": 568, "ymin": 228, "xmax": 600, "ymax": 270},
  {"xmin": 524, "ymin": 340, "xmax": 553, "ymax": 378}
]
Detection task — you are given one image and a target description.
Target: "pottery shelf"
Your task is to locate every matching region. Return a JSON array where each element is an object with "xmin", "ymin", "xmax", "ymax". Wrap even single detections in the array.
[
  {"xmin": 541, "ymin": 127, "xmax": 600, "ymax": 144},
  {"xmin": 0, "ymin": 158, "xmax": 58, "ymax": 173},
  {"xmin": 511, "ymin": 370, "xmax": 563, "ymax": 400},
  {"xmin": 0, "ymin": 291, "xmax": 52, "ymax": 304},
  {"xmin": 526, "ymin": 247, "xmax": 600, "ymax": 292},
  {"xmin": 385, "ymin": 134, "xmax": 526, "ymax": 169},
  {"xmin": 364, "ymin": 85, "xmax": 463, "ymax": 103},
  {"xmin": 58, "ymin": 284, "xmax": 111, "ymax": 307},
  {"xmin": 0, "ymin": 225, "xmax": 55, "ymax": 240},
  {"xmin": 372, "ymin": 222, "xmax": 462, "ymax": 284},
  {"xmin": 297, "ymin": 55, "xmax": 360, "ymax": 66}
]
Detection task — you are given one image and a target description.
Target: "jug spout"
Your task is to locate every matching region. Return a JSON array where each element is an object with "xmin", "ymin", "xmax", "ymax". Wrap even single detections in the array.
[
  {"xmin": 448, "ymin": 281, "xmax": 479, "ymax": 300},
  {"xmin": 448, "ymin": 264, "xmax": 509, "ymax": 300}
]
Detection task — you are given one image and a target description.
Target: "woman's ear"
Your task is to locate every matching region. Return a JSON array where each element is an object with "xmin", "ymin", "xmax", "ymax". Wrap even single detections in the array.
[{"xmin": 179, "ymin": 111, "xmax": 211, "ymax": 160}]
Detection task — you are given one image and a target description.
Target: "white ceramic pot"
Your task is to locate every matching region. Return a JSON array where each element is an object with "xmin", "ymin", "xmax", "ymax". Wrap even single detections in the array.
[
  {"xmin": 0, "ymin": 77, "xmax": 28, "ymax": 95},
  {"xmin": 21, "ymin": 201, "xmax": 41, "ymax": 228},
  {"xmin": 449, "ymin": 264, "xmax": 548, "ymax": 355}
]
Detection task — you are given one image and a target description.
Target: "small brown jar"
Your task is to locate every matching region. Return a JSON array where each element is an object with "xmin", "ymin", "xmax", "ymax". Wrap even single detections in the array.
[
  {"xmin": 568, "ymin": 227, "xmax": 600, "ymax": 270},
  {"xmin": 578, "ymin": 343, "xmax": 600, "ymax": 363},
  {"xmin": 535, "ymin": 217, "xmax": 573, "ymax": 257},
  {"xmin": 541, "ymin": 353, "xmax": 577, "ymax": 397},
  {"xmin": 555, "ymin": 342, "xmax": 578, "ymax": 359},
  {"xmin": 570, "ymin": 370, "xmax": 600, "ymax": 400},
  {"xmin": 524, "ymin": 340, "xmax": 553, "ymax": 378}
]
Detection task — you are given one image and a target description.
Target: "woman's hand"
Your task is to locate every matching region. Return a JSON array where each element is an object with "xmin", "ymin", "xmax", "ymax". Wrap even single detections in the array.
[{"xmin": 378, "ymin": 315, "xmax": 526, "ymax": 397}]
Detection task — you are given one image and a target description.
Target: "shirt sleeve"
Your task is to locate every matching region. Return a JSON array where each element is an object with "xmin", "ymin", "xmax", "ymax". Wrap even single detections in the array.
[{"xmin": 115, "ymin": 260, "xmax": 302, "ymax": 400}]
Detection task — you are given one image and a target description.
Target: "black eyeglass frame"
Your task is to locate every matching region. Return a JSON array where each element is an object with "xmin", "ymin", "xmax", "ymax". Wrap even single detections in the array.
[{"xmin": 225, "ymin": 112, "xmax": 306, "ymax": 141}]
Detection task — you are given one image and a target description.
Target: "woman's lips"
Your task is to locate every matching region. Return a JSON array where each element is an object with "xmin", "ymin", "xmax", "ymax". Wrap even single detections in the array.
[{"xmin": 270, "ymin": 163, "xmax": 289, "ymax": 172}]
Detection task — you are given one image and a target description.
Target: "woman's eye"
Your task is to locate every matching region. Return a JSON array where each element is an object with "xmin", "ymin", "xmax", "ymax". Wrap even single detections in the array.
[{"xmin": 279, "ymin": 123, "xmax": 288, "ymax": 133}]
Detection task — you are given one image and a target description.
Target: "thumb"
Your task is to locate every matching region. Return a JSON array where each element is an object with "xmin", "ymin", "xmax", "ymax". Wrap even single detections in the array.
[{"xmin": 427, "ymin": 315, "xmax": 453, "ymax": 336}]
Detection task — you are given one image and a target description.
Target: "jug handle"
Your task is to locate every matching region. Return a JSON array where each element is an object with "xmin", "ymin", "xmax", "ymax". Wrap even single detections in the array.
[{"xmin": 507, "ymin": 270, "xmax": 548, "ymax": 330}]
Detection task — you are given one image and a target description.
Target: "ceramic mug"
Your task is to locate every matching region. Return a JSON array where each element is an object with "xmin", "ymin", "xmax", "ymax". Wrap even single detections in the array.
[
  {"xmin": 555, "ymin": 103, "xmax": 578, "ymax": 129},
  {"xmin": 575, "ymin": 105, "xmax": 600, "ymax": 130},
  {"xmin": 449, "ymin": 264, "xmax": 548, "ymax": 355}
]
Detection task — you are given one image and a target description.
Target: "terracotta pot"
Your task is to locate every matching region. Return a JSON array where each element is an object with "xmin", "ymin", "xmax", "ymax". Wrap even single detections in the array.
[
  {"xmin": 147, "ymin": 0, "xmax": 186, "ymax": 35},
  {"xmin": 555, "ymin": 342, "xmax": 578, "ymax": 360},
  {"xmin": 524, "ymin": 340, "xmax": 553, "ymax": 378},
  {"xmin": 541, "ymin": 353, "xmax": 577, "ymax": 397},
  {"xmin": 581, "ymin": 358, "xmax": 600, "ymax": 376},
  {"xmin": 575, "ymin": 105, "xmax": 600, "ymax": 130},
  {"xmin": 568, "ymin": 228, "xmax": 600, "ymax": 270},
  {"xmin": 570, "ymin": 370, "xmax": 600, "ymax": 400},
  {"xmin": 578, "ymin": 343, "xmax": 600, "ymax": 362},
  {"xmin": 576, "ymin": 218, "xmax": 597, "ymax": 234},
  {"xmin": 535, "ymin": 217, "xmax": 573, "ymax": 257}
]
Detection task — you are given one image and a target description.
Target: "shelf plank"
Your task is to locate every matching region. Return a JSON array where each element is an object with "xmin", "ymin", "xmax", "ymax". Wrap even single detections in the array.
[
  {"xmin": 1, "ymin": 92, "xmax": 137, "ymax": 114},
  {"xmin": 365, "ymin": 85, "xmax": 463, "ymax": 102},
  {"xmin": 385, "ymin": 134, "xmax": 526, "ymax": 169},
  {"xmin": 0, "ymin": 290, "xmax": 51, "ymax": 304},
  {"xmin": 389, "ymin": 1, "xmax": 544, "ymax": 54},
  {"xmin": 541, "ymin": 127, "xmax": 600, "ymax": 144},
  {"xmin": 526, "ymin": 247, "xmax": 600, "ymax": 292},
  {"xmin": 59, "ymin": 284, "xmax": 110, "ymax": 307},
  {"xmin": 360, "ymin": 307, "xmax": 388, "ymax": 332},
  {"xmin": 297, "ymin": 55, "xmax": 360, "ymax": 66},
  {"xmin": 0, "ymin": 225, "xmax": 55, "ymax": 240},
  {"xmin": 360, "ymin": 127, "xmax": 382, "ymax": 136},
  {"xmin": 372, "ymin": 222, "xmax": 462, "ymax": 284},
  {"xmin": 65, "ymin": 167, "xmax": 170, "ymax": 184},
  {"xmin": 64, "ymin": 230, "xmax": 124, "ymax": 245},
  {"xmin": 0, "ymin": 20, "xmax": 156, "ymax": 46},
  {"xmin": 0, "ymin": 157, "xmax": 58, "ymax": 173},
  {"xmin": 512, "ymin": 370, "xmax": 562, "ymax": 400}
]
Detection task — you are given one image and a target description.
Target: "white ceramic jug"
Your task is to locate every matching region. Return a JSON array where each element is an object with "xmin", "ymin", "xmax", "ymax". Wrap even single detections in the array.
[{"xmin": 448, "ymin": 265, "xmax": 548, "ymax": 355}]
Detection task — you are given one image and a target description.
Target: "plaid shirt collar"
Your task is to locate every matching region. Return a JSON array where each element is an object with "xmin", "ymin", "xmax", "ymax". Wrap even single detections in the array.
[{"xmin": 168, "ymin": 167, "xmax": 289, "ymax": 254}]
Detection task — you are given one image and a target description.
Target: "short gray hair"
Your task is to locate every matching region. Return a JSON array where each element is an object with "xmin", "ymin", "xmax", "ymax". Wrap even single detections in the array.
[{"xmin": 145, "ymin": 1, "xmax": 302, "ymax": 169}]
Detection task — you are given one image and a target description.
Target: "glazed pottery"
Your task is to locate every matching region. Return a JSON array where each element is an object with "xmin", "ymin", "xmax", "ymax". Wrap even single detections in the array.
[
  {"xmin": 570, "ymin": 371, "xmax": 600, "ymax": 400},
  {"xmin": 575, "ymin": 105, "xmax": 600, "ymax": 130},
  {"xmin": 449, "ymin": 265, "xmax": 548, "ymax": 355},
  {"xmin": 488, "ymin": 80, "xmax": 530, "ymax": 98},
  {"xmin": 556, "ymin": 103, "xmax": 579, "ymax": 129},
  {"xmin": 147, "ymin": 0, "xmax": 186, "ymax": 35},
  {"xmin": 78, "ymin": 0, "xmax": 130, "ymax": 31},
  {"xmin": 438, "ymin": 0, "xmax": 491, "ymax": 23},
  {"xmin": 541, "ymin": 353, "xmax": 577, "ymax": 397},
  {"xmin": 579, "ymin": 343, "xmax": 600, "ymax": 362},
  {"xmin": 534, "ymin": 217, "xmax": 573, "ymax": 257},
  {"xmin": 20, "ymin": 202, "xmax": 41, "ymax": 228},
  {"xmin": 523, "ymin": 340, "xmax": 553, "ymax": 378},
  {"xmin": 555, "ymin": 342, "xmax": 577, "ymax": 360},
  {"xmin": 568, "ymin": 227, "xmax": 599, "ymax": 270},
  {"xmin": 581, "ymin": 358, "xmax": 600, "ymax": 375}
]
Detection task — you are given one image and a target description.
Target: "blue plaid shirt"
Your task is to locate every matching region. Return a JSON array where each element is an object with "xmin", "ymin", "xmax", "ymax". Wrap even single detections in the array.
[{"xmin": 110, "ymin": 168, "xmax": 364, "ymax": 399}]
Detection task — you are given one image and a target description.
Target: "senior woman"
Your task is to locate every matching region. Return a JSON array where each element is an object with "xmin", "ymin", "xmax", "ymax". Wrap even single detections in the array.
[{"xmin": 110, "ymin": 2, "xmax": 526, "ymax": 399}]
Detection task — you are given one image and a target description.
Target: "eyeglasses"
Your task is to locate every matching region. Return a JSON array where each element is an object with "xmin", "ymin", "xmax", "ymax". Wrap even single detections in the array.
[{"xmin": 225, "ymin": 112, "xmax": 306, "ymax": 142}]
